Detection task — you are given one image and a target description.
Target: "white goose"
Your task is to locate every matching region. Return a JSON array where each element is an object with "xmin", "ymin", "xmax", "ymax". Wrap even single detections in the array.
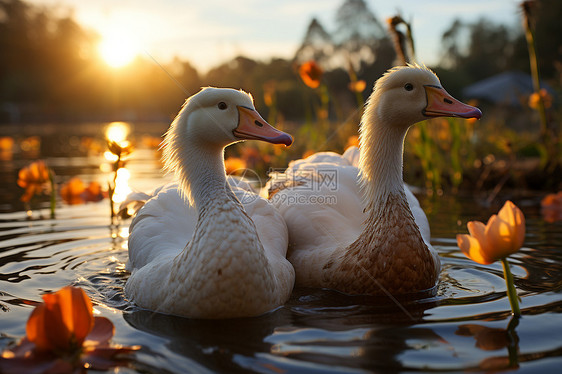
[
  {"xmin": 125, "ymin": 87, "xmax": 295, "ymax": 318},
  {"xmin": 268, "ymin": 65, "xmax": 481, "ymax": 296}
]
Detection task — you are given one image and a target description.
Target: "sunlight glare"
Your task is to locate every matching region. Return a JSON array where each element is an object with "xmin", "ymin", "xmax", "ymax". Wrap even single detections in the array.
[
  {"xmin": 105, "ymin": 122, "xmax": 130, "ymax": 143},
  {"xmin": 112, "ymin": 168, "xmax": 132, "ymax": 204},
  {"xmin": 104, "ymin": 151, "xmax": 119, "ymax": 162},
  {"xmin": 99, "ymin": 32, "xmax": 139, "ymax": 68}
]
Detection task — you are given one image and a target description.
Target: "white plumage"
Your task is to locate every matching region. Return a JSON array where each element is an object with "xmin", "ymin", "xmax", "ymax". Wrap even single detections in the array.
[
  {"xmin": 125, "ymin": 87, "xmax": 295, "ymax": 318},
  {"xmin": 267, "ymin": 65, "xmax": 481, "ymax": 295}
]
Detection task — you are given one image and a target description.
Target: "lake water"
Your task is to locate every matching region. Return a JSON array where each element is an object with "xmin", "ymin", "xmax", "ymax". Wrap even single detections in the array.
[{"xmin": 0, "ymin": 122, "xmax": 561, "ymax": 373}]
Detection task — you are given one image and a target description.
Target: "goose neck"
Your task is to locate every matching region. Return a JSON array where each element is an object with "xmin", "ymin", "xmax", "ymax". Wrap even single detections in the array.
[
  {"xmin": 178, "ymin": 143, "xmax": 233, "ymax": 211},
  {"xmin": 359, "ymin": 112, "xmax": 409, "ymax": 213}
]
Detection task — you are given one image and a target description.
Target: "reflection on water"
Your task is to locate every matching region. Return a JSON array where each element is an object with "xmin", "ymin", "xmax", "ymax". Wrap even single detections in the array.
[
  {"xmin": 0, "ymin": 123, "xmax": 561, "ymax": 373},
  {"xmin": 112, "ymin": 168, "xmax": 132, "ymax": 204},
  {"xmin": 456, "ymin": 317, "xmax": 520, "ymax": 371}
]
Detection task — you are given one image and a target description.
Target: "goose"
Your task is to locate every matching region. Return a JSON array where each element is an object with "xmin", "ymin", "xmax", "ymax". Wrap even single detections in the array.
[
  {"xmin": 267, "ymin": 64, "xmax": 481, "ymax": 296},
  {"xmin": 124, "ymin": 87, "xmax": 295, "ymax": 318}
]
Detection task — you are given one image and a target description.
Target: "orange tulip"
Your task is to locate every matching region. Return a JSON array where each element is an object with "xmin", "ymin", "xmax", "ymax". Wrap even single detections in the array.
[
  {"xmin": 299, "ymin": 61, "xmax": 323, "ymax": 89},
  {"xmin": 26, "ymin": 286, "xmax": 94, "ymax": 352},
  {"xmin": 457, "ymin": 201, "xmax": 525, "ymax": 265},
  {"xmin": 83, "ymin": 181, "xmax": 106, "ymax": 202},
  {"xmin": 528, "ymin": 89, "xmax": 552, "ymax": 109},
  {"xmin": 541, "ymin": 191, "xmax": 562, "ymax": 223},
  {"xmin": 60, "ymin": 178, "xmax": 106, "ymax": 205},
  {"xmin": 17, "ymin": 160, "xmax": 52, "ymax": 202},
  {"xmin": 60, "ymin": 177, "xmax": 86, "ymax": 205},
  {"xmin": 348, "ymin": 80, "xmax": 366, "ymax": 93},
  {"xmin": 0, "ymin": 286, "xmax": 139, "ymax": 373},
  {"xmin": 457, "ymin": 201, "xmax": 525, "ymax": 316},
  {"xmin": 456, "ymin": 324, "xmax": 510, "ymax": 351},
  {"xmin": 0, "ymin": 136, "xmax": 14, "ymax": 150}
]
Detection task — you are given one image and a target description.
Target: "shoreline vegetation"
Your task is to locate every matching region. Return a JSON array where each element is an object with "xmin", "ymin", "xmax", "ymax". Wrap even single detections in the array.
[{"xmin": 0, "ymin": 0, "xmax": 560, "ymax": 196}]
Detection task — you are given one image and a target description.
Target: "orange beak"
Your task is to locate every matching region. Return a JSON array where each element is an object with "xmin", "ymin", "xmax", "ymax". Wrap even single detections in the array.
[
  {"xmin": 233, "ymin": 106, "xmax": 293, "ymax": 146},
  {"xmin": 423, "ymin": 85, "xmax": 482, "ymax": 119}
]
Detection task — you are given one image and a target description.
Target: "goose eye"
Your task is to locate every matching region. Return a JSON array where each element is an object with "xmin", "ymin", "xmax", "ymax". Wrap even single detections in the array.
[
  {"xmin": 217, "ymin": 102, "xmax": 228, "ymax": 110},
  {"xmin": 404, "ymin": 83, "xmax": 414, "ymax": 91}
]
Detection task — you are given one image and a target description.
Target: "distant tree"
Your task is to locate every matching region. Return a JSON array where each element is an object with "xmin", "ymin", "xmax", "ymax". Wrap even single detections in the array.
[
  {"xmin": 204, "ymin": 56, "xmax": 259, "ymax": 90},
  {"xmin": 441, "ymin": 18, "xmax": 514, "ymax": 80},
  {"xmin": 294, "ymin": 18, "xmax": 334, "ymax": 66},
  {"xmin": 168, "ymin": 57, "xmax": 202, "ymax": 97},
  {"xmin": 0, "ymin": 0, "xmax": 99, "ymax": 119},
  {"xmin": 440, "ymin": 19, "xmax": 465, "ymax": 70},
  {"xmin": 333, "ymin": 0, "xmax": 385, "ymax": 44},
  {"xmin": 437, "ymin": 17, "xmax": 529, "ymax": 95},
  {"xmin": 333, "ymin": 0, "xmax": 386, "ymax": 69},
  {"xmin": 439, "ymin": 0, "xmax": 562, "ymax": 90}
]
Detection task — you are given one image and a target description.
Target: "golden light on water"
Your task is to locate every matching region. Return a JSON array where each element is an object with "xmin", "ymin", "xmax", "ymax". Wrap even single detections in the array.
[
  {"xmin": 104, "ymin": 151, "xmax": 119, "ymax": 162},
  {"xmin": 105, "ymin": 122, "xmax": 130, "ymax": 143},
  {"xmin": 112, "ymin": 168, "xmax": 132, "ymax": 204}
]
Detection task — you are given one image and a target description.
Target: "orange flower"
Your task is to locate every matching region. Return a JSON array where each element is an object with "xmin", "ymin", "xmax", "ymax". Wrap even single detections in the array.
[
  {"xmin": 456, "ymin": 324, "xmax": 510, "ymax": 351},
  {"xmin": 263, "ymin": 80, "xmax": 276, "ymax": 107},
  {"xmin": 346, "ymin": 135, "xmax": 359, "ymax": 149},
  {"xmin": 83, "ymin": 181, "xmax": 106, "ymax": 202},
  {"xmin": 299, "ymin": 61, "xmax": 323, "ymax": 89},
  {"xmin": 60, "ymin": 178, "xmax": 107, "ymax": 205},
  {"xmin": 224, "ymin": 157, "xmax": 247, "ymax": 175},
  {"xmin": 17, "ymin": 160, "xmax": 52, "ymax": 202},
  {"xmin": 528, "ymin": 89, "xmax": 552, "ymax": 109},
  {"xmin": 348, "ymin": 80, "xmax": 366, "ymax": 93},
  {"xmin": 26, "ymin": 286, "xmax": 95, "ymax": 352},
  {"xmin": 457, "ymin": 201, "xmax": 525, "ymax": 265},
  {"xmin": 0, "ymin": 136, "xmax": 14, "ymax": 161},
  {"xmin": 0, "ymin": 286, "xmax": 139, "ymax": 373},
  {"xmin": 0, "ymin": 136, "xmax": 14, "ymax": 151},
  {"xmin": 60, "ymin": 177, "xmax": 86, "ymax": 205},
  {"xmin": 541, "ymin": 191, "xmax": 562, "ymax": 222}
]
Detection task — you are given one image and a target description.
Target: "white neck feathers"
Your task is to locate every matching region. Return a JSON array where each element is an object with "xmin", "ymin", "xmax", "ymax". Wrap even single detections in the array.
[
  {"xmin": 162, "ymin": 104, "xmax": 232, "ymax": 210},
  {"xmin": 358, "ymin": 98, "xmax": 408, "ymax": 214}
]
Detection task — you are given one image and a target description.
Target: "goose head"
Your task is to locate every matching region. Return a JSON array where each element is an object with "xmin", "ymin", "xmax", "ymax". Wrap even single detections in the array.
[
  {"xmin": 359, "ymin": 65, "xmax": 482, "ymax": 207},
  {"xmin": 163, "ymin": 87, "xmax": 292, "ymax": 205},
  {"xmin": 367, "ymin": 64, "xmax": 482, "ymax": 131},
  {"xmin": 176, "ymin": 87, "xmax": 292, "ymax": 148}
]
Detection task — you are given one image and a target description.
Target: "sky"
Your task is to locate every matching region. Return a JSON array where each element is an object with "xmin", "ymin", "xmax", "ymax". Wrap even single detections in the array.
[{"xmin": 30, "ymin": 0, "xmax": 522, "ymax": 72}]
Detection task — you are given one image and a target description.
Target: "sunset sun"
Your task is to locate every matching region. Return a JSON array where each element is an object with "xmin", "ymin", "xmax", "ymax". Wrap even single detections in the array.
[{"xmin": 99, "ymin": 33, "xmax": 139, "ymax": 68}]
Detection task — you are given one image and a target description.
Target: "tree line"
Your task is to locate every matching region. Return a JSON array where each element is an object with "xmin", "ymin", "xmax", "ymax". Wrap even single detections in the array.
[{"xmin": 0, "ymin": 0, "xmax": 559, "ymax": 124}]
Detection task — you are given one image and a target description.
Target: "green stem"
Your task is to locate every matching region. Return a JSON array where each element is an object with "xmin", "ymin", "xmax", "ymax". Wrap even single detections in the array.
[
  {"xmin": 506, "ymin": 315, "xmax": 520, "ymax": 368},
  {"xmin": 523, "ymin": 9, "xmax": 548, "ymax": 141},
  {"xmin": 49, "ymin": 170, "xmax": 56, "ymax": 219},
  {"xmin": 501, "ymin": 257, "xmax": 521, "ymax": 317}
]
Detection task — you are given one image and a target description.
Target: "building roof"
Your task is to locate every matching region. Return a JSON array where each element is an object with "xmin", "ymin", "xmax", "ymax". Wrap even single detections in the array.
[{"xmin": 462, "ymin": 71, "xmax": 554, "ymax": 106}]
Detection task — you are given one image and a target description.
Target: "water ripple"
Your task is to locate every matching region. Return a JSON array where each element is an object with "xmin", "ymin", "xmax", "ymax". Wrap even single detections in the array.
[{"xmin": 1, "ymin": 192, "xmax": 561, "ymax": 373}]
